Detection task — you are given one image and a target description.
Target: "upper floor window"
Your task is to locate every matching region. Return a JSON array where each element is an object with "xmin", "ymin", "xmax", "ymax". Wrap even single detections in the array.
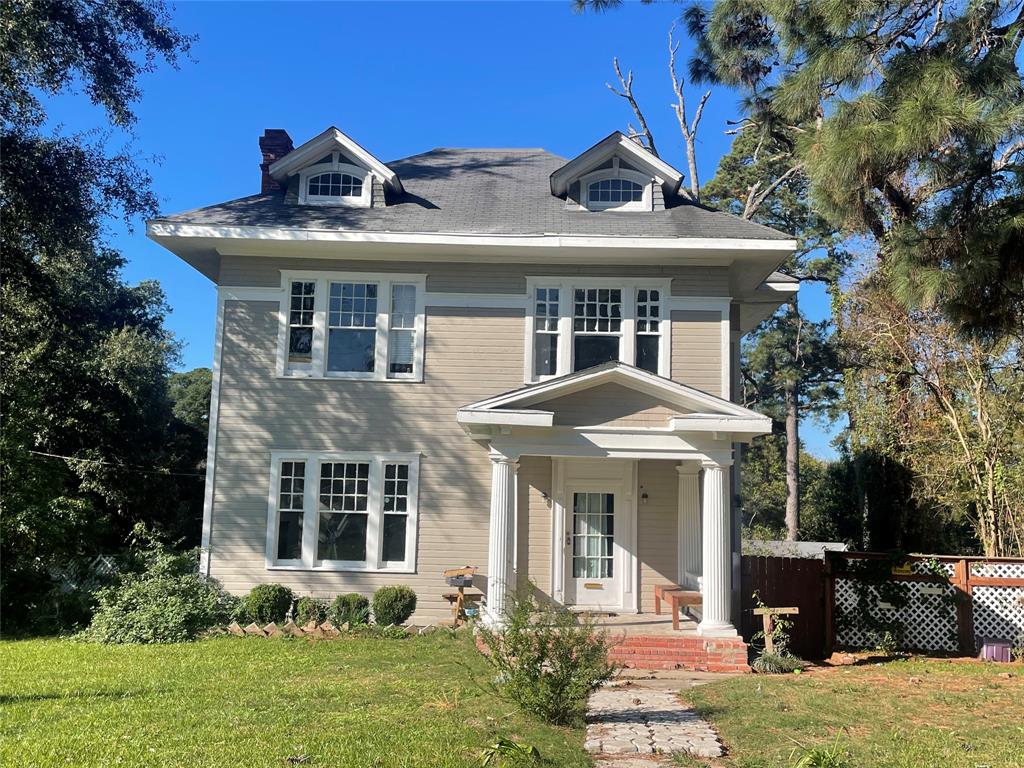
[
  {"xmin": 298, "ymin": 154, "xmax": 371, "ymax": 207},
  {"xmin": 280, "ymin": 273, "xmax": 425, "ymax": 381},
  {"xmin": 528, "ymin": 278, "xmax": 670, "ymax": 381}
]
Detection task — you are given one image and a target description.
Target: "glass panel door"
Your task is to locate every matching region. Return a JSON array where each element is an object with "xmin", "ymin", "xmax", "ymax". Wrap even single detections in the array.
[{"xmin": 572, "ymin": 492, "xmax": 614, "ymax": 579}]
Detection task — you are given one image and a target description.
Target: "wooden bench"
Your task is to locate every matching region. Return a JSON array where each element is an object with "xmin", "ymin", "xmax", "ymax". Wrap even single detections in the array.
[{"xmin": 654, "ymin": 584, "xmax": 703, "ymax": 630}]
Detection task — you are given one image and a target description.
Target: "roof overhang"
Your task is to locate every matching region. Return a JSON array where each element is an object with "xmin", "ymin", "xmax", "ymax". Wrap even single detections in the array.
[
  {"xmin": 550, "ymin": 132, "xmax": 684, "ymax": 197},
  {"xmin": 457, "ymin": 361, "xmax": 772, "ymax": 443},
  {"xmin": 734, "ymin": 278, "xmax": 800, "ymax": 333},
  {"xmin": 145, "ymin": 221, "xmax": 798, "ymax": 284},
  {"xmin": 268, "ymin": 127, "xmax": 404, "ymax": 194}
]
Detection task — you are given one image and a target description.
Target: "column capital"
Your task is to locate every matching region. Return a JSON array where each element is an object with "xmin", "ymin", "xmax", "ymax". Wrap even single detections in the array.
[
  {"xmin": 488, "ymin": 450, "xmax": 520, "ymax": 466},
  {"xmin": 676, "ymin": 462, "xmax": 701, "ymax": 476},
  {"xmin": 700, "ymin": 458, "xmax": 733, "ymax": 470}
]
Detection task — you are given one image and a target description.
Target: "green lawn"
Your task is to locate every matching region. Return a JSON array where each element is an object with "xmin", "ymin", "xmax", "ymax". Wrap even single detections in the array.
[
  {"xmin": 681, "ymin": 657, "xmax": 1024, "ymax": 768},
  {"xmin": 0, "ymin": 633, "xmax": 588, "ymax": 768}
]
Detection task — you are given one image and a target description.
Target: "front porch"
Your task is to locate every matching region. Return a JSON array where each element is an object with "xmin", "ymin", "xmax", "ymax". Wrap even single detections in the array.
[{"xmin": 458, "ymin": 363, "xmax": 769, "ymax": 670}]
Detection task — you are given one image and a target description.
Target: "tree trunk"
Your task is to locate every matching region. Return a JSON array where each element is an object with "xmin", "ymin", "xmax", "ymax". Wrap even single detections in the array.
[{"xmin": 785, "ymin": 379, "xmax": 800, "ymax": 540}]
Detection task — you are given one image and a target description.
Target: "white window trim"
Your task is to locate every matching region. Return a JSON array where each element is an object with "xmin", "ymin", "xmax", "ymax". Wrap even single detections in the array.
[
  {"xmin": 277, "ymin": 271, "xmax": 426, "ymax": 382},
  {"xmin": 524, "ymin": 277, "xmax": 672, "ymax": 383},
  {"xmin": 266, "ymin": 450, "xmax": 421, "ymax": 573},
  {"xmin": 298, "ymin": 155, "xmax": 373, "ymax": 207},
  {"xmin": 579, "ymin": 160, "xmax": 653, "ymax": 212}
]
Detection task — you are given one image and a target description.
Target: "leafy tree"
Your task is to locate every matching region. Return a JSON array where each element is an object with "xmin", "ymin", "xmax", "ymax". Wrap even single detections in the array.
[
  {"xmin": 0, "ymin": 1, "xmax": 193, "ymax": 632},
  {"xmin": 685, "ymin": 0, "xmax": 1024, "ymax": 339}
]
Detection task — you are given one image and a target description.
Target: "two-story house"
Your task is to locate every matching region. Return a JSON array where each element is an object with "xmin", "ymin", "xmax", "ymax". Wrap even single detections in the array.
[{"xmin": 149, "ymin": 126, "xmax": 797, "ymax": 643}]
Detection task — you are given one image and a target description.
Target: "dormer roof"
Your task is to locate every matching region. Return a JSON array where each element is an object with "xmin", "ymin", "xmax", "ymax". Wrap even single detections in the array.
[
  {"xmin": 268, "ymin": 126, "xmax": 404, "ymax": 195},
  {"xmin": 549, "ymin": 131, "xmax": 684, "ymax": 198}
]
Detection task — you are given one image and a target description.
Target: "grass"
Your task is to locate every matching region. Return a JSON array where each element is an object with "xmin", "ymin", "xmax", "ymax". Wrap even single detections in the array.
[
  {"xmin": 0, "ymin": 633, "xmax": 588, "ymax": 768},
  {"xmin": 682, "ymin": 657, "xmax": 1024, "ymax": 768}
]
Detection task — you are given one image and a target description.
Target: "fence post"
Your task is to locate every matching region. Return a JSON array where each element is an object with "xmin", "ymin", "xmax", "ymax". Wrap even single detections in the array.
[
  {"xmin": 823, "ymin": 552, "xmax": 835, "ymax": 657},
  {"xmin": 954, "ymin": 558, "xmax": 974, "ymax": 656}
]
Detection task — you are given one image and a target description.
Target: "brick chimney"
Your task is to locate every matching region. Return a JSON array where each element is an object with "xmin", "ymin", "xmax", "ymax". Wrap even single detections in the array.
[{"xmin": 259, "ymin": 129, "xmax": 293, "ymax": 194}]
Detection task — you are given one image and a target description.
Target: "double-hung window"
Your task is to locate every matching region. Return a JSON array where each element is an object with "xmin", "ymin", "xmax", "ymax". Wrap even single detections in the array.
[
  {"xmin": 527, "ymin": 278, "xmax": 670, "ymax": 380},
  {"xmin": 279, "ymin": 273, "xmax": 425, "ymax": 381},
  {"xmin": 267, "ymin": 451, "xmax": 420, "ymax": 572}
]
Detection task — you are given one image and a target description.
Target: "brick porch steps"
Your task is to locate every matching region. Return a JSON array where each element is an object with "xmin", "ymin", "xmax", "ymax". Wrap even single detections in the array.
[{"xmin": 607, "ymin": 634, "xmax": 749, "ymax": 673}]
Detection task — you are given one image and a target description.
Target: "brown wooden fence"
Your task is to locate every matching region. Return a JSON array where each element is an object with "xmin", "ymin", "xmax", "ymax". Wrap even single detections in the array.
[{"xmin": 741, "ymin": 556, "xmax": 827, "ymax": 659}]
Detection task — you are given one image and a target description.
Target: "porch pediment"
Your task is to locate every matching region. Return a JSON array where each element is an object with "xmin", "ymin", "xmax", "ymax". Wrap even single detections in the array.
[{"xmin": 457, "ymin": 362, "xmax": 771, "ymax": 440}]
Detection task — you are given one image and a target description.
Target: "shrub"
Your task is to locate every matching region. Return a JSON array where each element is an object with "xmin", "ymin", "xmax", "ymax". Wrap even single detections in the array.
[
  {"xmin": 372, "ymin": 585, "xmax": 417, "ymax": 626},
  {"xmin": 243, "ymin": 584, "xmax": 293, "ymax": 625},
  {"xmin": 329, "ymin": 593, "xmax": 370, "ymax": 626},
  {"xmin": 752, "ymin": 651, "xmax": 807, "ymax": 674},
  {"xmin": 294, "ymin": 596, "xmax": 328, "ymax": 626},
  {"xmin": 82, "ymin": 531, "xmax": 236, "ymax": 644},
  {"xmin": 476, "ymin": 587, "xmax": 616, "ymax": 726}
]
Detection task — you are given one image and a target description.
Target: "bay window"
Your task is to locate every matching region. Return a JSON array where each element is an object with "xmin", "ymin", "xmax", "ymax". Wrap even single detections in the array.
[
  {"xmin": 279, "ymin": 273, "xmax": 425, "ymax": 381},
  {"xmin": 267, "ymin": 451, "xmax": 420, "ymax": 572},
  {"xmin": 527, "ymin": 278, "xmax": 670, "ymax": 381}
]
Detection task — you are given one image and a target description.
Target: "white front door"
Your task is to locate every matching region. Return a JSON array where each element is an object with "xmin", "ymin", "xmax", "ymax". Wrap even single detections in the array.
[{"xmin": 565, "ymin": 487, "xmax": 621, "ymax": 609}]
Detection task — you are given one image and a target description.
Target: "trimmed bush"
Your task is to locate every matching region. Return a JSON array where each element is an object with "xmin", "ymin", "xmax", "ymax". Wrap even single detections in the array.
[
  {"xmin": 372, "ymin": 585, "xmax": 417, "ymax": 626},
  {"xmin": 329, "ymin": 593, "xmax": 370, "ymax": 626},
  {"xmin": 476, "ymin": 587, "xmax": 615, "ymax": 726},
  {"xmin": 82, "ymin": 531, "xmax": 236, "ymax": 644},
  {"xmin": 243, "ymin": 583, "xmax": 293, "ymax": 625},
  {"xmin": 294, "ymin": 597, "xmax": 328, "ymax": 626}
]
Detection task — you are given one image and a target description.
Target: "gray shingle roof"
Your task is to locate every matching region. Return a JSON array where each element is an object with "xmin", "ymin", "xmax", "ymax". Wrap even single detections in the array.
[{"xmin": 156, "ymin": 148, "xmax": 792, "ymax": 240}]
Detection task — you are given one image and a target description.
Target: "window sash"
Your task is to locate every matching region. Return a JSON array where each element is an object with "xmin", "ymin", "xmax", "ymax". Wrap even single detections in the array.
[
  {"xmin": 526, "ymin": 279, "xmax": 670, "ymax": 381},
  {"xmin": 267, "ymin": 452, "xmax": 419, "ymax": 572},
  {"xmin": 280, "ymin": 275, "xmax": 424, "ymax": 381}
]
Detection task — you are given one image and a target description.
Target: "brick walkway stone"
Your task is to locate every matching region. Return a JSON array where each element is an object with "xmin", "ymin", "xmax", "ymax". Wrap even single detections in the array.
[{"xmin": 584, "ymin": 686, "xmax": 724, "ymax": 759}]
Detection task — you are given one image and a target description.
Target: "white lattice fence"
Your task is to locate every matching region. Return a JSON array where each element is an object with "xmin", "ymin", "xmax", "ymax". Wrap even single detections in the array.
[
  {"xmin": 831, "ymin": 556, "xmax": 1024, "ymax": 654},
  {"xmin": 834, "ymin": 577, "xmax": 959, "ymax": 652}
]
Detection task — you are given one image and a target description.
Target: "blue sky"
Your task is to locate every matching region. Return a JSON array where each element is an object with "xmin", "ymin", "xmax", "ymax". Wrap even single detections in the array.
[{"xmin": 46, "ymin": 1, "xmax": 840, "ymax": 457}]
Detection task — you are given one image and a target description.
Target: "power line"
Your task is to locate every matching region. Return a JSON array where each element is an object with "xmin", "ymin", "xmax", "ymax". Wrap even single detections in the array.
[{"xmin": 25, "ymin": 450, "xmax": 206, "ymax": 478}]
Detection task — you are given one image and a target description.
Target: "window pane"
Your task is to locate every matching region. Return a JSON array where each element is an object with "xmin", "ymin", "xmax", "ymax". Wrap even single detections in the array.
[
  {"xmin": 636, "ymin": 334, "xmax": 659, "ymax": 374},
  {"xmin": 534, "ymin": 333, "xmax": 558, "ymax": 376},
  {"xmin": 277, "ymin": 511, "xmax": 303, "ymax": 560},
  {"xmin": 382, "ymin": 514, "xmax": 408, "ymax": 562},
  {"xmin": 317, "ymin": 512, "xmax": 367, "ymax": 561},
  {"xmin": 388, "ymin": 329, "xmax": 414, "ymax": 375},
  {"xmin": 574, "ymin": 335, "xmax": 619, "ymax": 371},
  {"xmin": 289, "ymin": 327, "xmax": 313, "ymax": 359},
  {"xmin": 328, "ymin": 328, "xmax": 376, "ymax": 372},
  {"xmin": 288, "ymin": 281, "xmax": 315, "ymax": 362}
]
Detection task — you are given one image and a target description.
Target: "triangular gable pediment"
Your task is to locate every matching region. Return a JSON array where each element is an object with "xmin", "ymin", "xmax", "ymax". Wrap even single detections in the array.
[
  {"xmin": 525, "ymin": 382, "xmax": 690, "ymax": 428},
  {"xmin": 457, "ymin": 362, "xmax": 771, "ymax": 438},
  {"xmin": 549, "ymin": 131, "xmax": 683, "ymax": 198},
  {"xmin": 268, "ymin": 126, "xmax": 403, "ymax": 193}
]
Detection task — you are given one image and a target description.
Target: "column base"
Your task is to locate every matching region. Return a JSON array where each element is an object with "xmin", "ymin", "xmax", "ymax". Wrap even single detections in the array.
[{"xmin": 697, "ymin": 620, "xmax": 738, "ymax": 638}]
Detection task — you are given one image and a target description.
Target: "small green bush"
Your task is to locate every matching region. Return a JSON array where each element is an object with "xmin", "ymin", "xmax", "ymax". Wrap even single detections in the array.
[
  {"xmin": 372, "ymin": 585, "xmax": 417, "ymax": 626},
  {"xmin": 82, "ymin": 530, "xmax": 236, "ymax": 644},
  {"xmin": 329, "ymin": 593, "xmax": 370, "ymax": 626},
  {"xmin": 243, "ymin": 583, "xmax": 293, "ymax": 624},
  {"xmin": 476, "ymin": 587, "xmax": 616, "ymax": 726},
  {"xmin": 294, "ymin": 596, "xmax": 328, "ymax": 625},
  {"xmin": 752, "ymin": 651, "xmax": 807, "ymax": 674}
]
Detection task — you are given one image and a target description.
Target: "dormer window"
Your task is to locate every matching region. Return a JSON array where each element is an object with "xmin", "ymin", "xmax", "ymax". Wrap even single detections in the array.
[
  {"xmin": 579, "ymin": 158, "xmax": 653, "ymax": 212},
  {"xmin": 297, "ymin": 152, "xmax": 372, "ymax": 207},
  {"xmin": 307, "ymin": 172, "xmax": 362, "ymax": 200}
]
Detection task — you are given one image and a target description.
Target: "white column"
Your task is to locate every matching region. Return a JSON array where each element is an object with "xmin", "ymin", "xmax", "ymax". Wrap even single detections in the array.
[
  {"xmin": 485, "ymin": 452, "xmax": 518, "ymax": 625},
  {"xmin": 699, "ymin": 459, "xmax": 737, "ymax": 637},
  {"xmin": 676, "ymin": 463, "xmax": 701, "ymax": 589}
]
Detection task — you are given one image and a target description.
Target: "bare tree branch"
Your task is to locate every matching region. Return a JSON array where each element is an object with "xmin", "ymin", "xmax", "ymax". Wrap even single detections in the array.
[
  {"xmin": 668, "ymin": 22, "xmax": 710, "ymax": 201},
  {"xmin": 994, "ymin": 138, "xmax": 1024, "ymax": 173},
  {"xmin": 606, "ymin": 58, "xmax": 659, "ymax": 158},
  {"xmin": 742, "ymin": 162, "xmax": 805, "ymax": 220}
]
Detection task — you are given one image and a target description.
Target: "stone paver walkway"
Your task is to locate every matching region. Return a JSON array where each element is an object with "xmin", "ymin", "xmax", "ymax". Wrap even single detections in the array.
[{"xmin": 584, "ymin": 686, "xmax": 724, "ymax": 759}]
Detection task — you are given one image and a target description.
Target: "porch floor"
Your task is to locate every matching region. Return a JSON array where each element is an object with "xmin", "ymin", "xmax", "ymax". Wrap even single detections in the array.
[{"xmin": 586, "ymin": 611, "xmax": 701, "ymax": 637}]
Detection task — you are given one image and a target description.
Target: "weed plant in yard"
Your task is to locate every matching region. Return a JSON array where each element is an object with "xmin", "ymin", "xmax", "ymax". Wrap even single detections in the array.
[
  {"xmin": 0, "ymin": 633, "xmax": 589, "ymax": 768},
  {"xmin": 683, "ymin": 657, "xmax": 1024, "ymax": 767}
]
